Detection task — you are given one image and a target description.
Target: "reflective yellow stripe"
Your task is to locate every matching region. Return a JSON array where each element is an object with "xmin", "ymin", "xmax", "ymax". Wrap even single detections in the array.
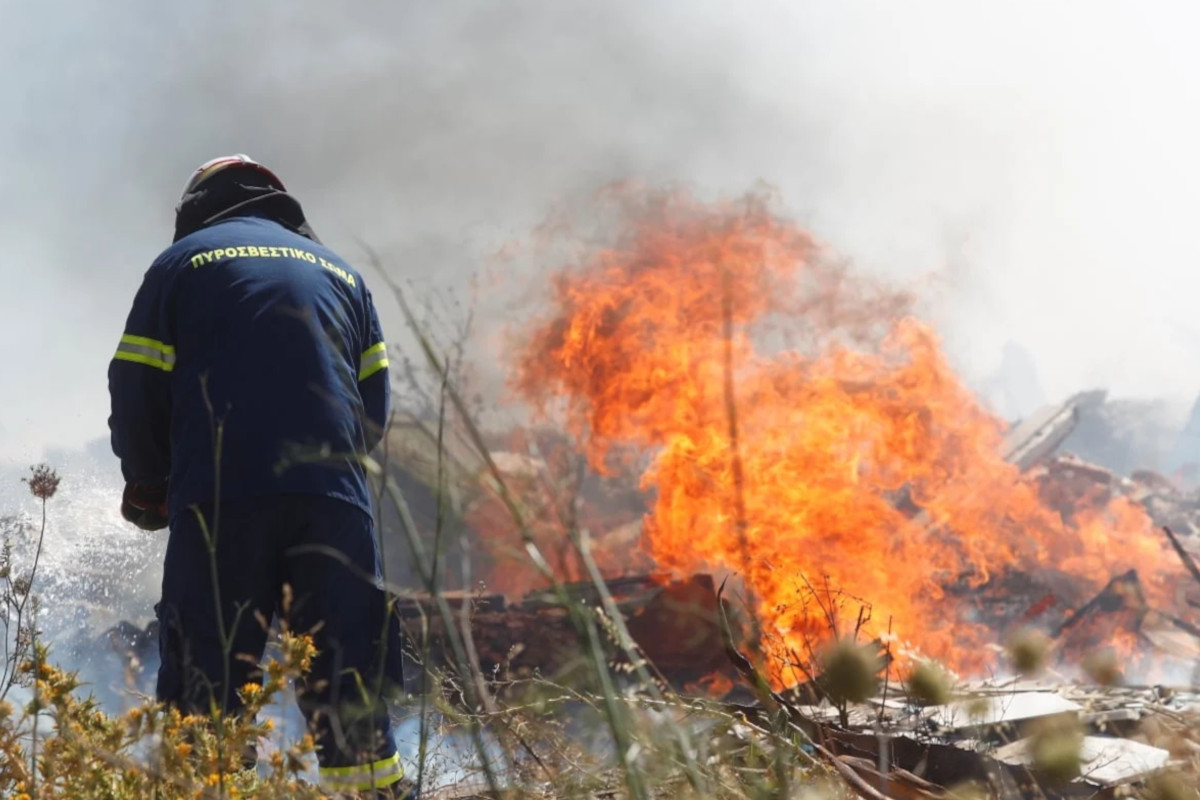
[
  {"xmin": 359, "ymin": 341, "xmax": 389, "ymax": 381},
  {"xmin": 114, "ymin": 334, "xmax": 176, "ymax": 372},
  {"xmin": 318, "ymin": 753, "xmax": 403, "ymax": 790},
  {"xmin": 119, "ymin": 334, "xmax": 176, "ymax": 355},
  {"xmin": 113, "ymin": 351, "xmax": 174, "ymax": 371}
]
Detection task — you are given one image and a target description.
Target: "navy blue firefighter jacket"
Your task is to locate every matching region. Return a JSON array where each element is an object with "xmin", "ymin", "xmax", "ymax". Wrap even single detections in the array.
[{"xmin": 108, "ymin": 212, "xmax": 390, "ymax": 520}]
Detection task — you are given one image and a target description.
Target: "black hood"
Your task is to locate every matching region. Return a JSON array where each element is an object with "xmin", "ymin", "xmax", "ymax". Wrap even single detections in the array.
[{"xmin": 173, "ymin": 168, "xmax": 321, "ymax": 244}]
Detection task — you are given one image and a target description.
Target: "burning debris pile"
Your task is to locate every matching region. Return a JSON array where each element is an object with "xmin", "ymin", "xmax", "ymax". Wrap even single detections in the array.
[{"xmin": 501, "ymin": 187, "xmax": 1197, "ymax": 681}]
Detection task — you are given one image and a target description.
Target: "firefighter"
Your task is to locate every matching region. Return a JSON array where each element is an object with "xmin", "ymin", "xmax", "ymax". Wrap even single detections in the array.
[{"xmin": 108, "ymin": 155, "xmax": 413, "ymax": 798}]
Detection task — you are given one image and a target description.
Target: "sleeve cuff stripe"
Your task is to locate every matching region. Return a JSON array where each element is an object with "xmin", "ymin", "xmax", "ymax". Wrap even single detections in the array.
[
  {"xmin": 120, "ymin": 333, "xmax": 175, "ymax": 354},
  {"xmin": 114, "ymin": 335, "xmax": 176, "ymax": 372},
  {"xmin": 359, "ymin": 342, "xmax": 389, "ymax": 381}
]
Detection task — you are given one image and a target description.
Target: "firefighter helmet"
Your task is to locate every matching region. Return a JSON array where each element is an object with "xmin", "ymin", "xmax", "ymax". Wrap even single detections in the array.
[{"xmin": 179, "ymin": 154, "xmax": 286, "ymax": 201}]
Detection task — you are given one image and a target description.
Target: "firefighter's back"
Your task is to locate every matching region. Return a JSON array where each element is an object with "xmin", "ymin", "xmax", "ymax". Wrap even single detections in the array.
[{"xmin": 162, "ymin": 213, "xmax": 375, "ymax": 515}]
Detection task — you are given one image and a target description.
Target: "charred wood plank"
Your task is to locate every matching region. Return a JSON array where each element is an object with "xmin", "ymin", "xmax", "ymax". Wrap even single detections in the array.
[{"xmin": 1161, "ymin": 525, "xmax": 1200, "ymax": 591}]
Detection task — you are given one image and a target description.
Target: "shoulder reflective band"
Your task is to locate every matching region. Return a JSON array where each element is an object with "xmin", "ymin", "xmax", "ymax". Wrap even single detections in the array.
[
  {"xmin": 113, "ymin": 334, "xmax": 176, "ymax": 372},
  {"xmin": 359, "ymin": 341, "xmax": 389, "ymax": 381},
  {"xmin": 318, "ymin": 753, "xmax": 404, "ymax": 792}
]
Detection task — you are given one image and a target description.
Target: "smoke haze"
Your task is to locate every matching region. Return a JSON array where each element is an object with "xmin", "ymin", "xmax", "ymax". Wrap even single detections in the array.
[{"xmin": 4, "ymin": 0, "xmax": 1200, "ymax": 464}]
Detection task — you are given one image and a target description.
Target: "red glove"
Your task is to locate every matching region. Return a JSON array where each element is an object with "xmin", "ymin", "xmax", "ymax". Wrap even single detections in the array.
[{"xmin": 121, "ymin": 482, "xmax": 169, "ymax": 531}]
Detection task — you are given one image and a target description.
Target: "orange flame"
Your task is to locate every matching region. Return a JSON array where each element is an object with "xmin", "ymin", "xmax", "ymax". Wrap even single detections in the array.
[{"xmin": 510, "ymin": 187, "xmax": 1185, "ymax": 681}]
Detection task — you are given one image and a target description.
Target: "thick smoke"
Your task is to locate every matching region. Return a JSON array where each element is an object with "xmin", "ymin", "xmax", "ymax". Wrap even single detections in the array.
[{"xmin": 5, "ymin": 1, "xmax": 1200, "ymax": 462}]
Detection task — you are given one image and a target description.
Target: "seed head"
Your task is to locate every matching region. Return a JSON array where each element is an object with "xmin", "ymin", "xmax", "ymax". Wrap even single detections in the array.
[
  {"xmin": 1082, "ymin": 647, "xmax": 1123, "ymax": 687},
  {"xmin": 23, "ymin": 464, "xmax": 60, "ymax": 500},
  {"xmin": 906, "ymin": 660, "xmax": 954, "ymax": 706},
  {"xmin": 1006, "ymin": 627, "xmax": 1051, "ymax": 676},
  {"xmin": 1029, "ymin": 717, "xmax": 1084, "ymax": 786},
  {"xmin": 1144, "ymin": 773, "xmax": 1195, "ymax": 800},
  {"xmin": 818, "ymin": 639, "xmax": 884, "ymax": 704}
]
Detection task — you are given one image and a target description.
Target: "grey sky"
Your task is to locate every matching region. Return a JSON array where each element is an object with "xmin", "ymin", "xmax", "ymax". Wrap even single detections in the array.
[{"xmin": 3, "ymin": 1, "xmax": 1200, "ymax": 464}]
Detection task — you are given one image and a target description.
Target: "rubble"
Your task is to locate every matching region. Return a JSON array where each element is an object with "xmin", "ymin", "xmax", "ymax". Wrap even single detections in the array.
[
  {"xmin": 726, "ymin": 671, "xmax": 1199, "ymax": 798},
  {"xmin": 1000, "ymin": 394, "xmax": 1083, "ymax": 472},
  {"xmin": 927, "ymin": 691, "xmax": 1083, "ymax": 733},
  {"xmin": 1050, "ymin": 570, "xmax": 1147, "ymax": 656},
  {"xmin": 1024, "ymin": 449, "xmax": 1200, "ymax": 541},
  {"xmin": 393, "ymin": 572, "xmax": 735, "ymax": 689},
  {"xmin": 992, "ymin": 734, "xmax": 1171, "ymax": 788},
  {"xmin": 1006, "ymin": 391, "xmax": 1200, "ymax": 524}
]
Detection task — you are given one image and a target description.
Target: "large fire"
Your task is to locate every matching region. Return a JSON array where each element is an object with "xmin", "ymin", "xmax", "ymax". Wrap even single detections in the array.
[{"xmin": 508, "ymin": 187, "xmax": 1185, "ymax": 681}]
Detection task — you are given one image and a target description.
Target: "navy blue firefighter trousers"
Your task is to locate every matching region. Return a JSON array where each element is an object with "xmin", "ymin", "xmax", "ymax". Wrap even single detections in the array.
[{"xmin": 155, "ymin": 494, "xmax": 405, "ymax": 774}]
